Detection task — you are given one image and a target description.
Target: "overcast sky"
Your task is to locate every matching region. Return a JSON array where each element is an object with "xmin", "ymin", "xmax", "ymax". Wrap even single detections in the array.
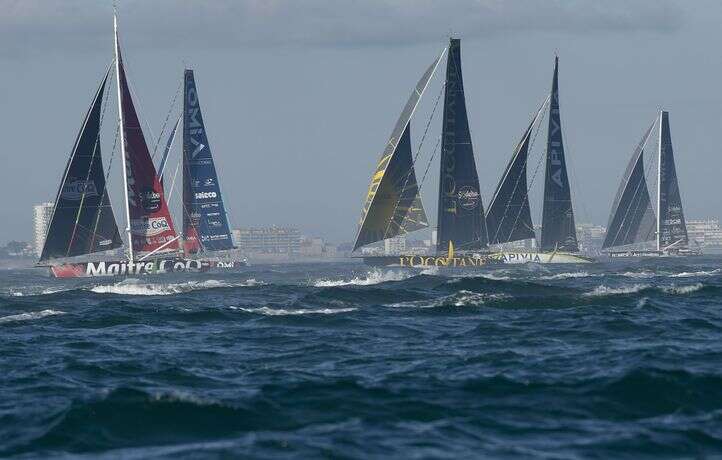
[{"xmin": 2, "ymin": 0, "xmax": 721, "ymax": 245}]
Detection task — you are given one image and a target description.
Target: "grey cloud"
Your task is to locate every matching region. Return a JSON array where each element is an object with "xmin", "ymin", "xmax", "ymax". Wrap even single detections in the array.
[{"xmin": 0, "ymin": 0, "xmax": 684, "ymax": 57}]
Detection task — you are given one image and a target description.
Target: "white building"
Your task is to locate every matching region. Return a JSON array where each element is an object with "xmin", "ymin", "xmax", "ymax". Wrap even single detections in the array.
[
  {"xmin": 687, "ymin": 219, "xmax": 722, "ymax": 248},
  {"xmin": 384, "ymin": 235, "xmax": 406, "ymax": 255},
  {"xmin": 33, "ymin": 202, "xmax": 54, "ymax": 257}
]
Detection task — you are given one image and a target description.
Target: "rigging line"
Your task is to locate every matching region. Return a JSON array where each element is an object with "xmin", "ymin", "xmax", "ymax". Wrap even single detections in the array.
[
  {"xmin": 67, "ymin": 65, "xmax": 115, "ymax": 257},
  {"xmin": 382, "ymin": 81, "xmax": 445, "ymax": 240},
  {"xmin": 152, "ymin": 78, "xmax": 183, "ymax": 159},
  {"xmin": 489, "ymin": 97, "xmax": 550, "ymax": 245},
  {"xmin": 605, "ymin": 117, "xmax": 658, "ymax": 248}
]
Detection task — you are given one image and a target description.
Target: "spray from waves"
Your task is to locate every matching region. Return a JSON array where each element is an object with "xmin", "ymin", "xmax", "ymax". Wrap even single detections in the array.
[
  {"xmin": 538, "ymin": 271, "xmax": 594, "ymax": 280},
  {"xmin": 90, "ymin": 278, "xmax": 263, "ymax": 296},
  {"xmin": 389, "ymin": 290, "xmax": 510, "ymax": 309},
  {"xmin": 661, "ymin": 283, "xmax": 704, "ymax": 294},
  {"xmin": 585, "ymin": 283, "xmax": 705, "ymax": 297},
  {"xmin": 669, "ymin": 269, "xmax": 721, "ymax": 278},
  {"xmin": 230, "ymin": 306, "xmax": 357, "ymax": 316},
  {"xmin": 0, "ymin": 309, "xmax": 65, "ymax": 324},
  {"xmin": 584, "ymin": 284, "xmax": 651, "ymax": 297},
  {"xmin": 617, "ymin": 271, "xmax": 656, "ymax": 279},
  {"xmin": 312, "ymin": 269, "xmax": 412, "ymax": 287}
]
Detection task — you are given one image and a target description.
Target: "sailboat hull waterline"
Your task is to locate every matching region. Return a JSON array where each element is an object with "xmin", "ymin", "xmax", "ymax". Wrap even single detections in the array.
[{"xmin": 362, "ymin": 251, "xmax": 592, "ymax": 268}]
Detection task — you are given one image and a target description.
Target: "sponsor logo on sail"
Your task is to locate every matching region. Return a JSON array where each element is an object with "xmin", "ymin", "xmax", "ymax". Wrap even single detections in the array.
[
  {"xmin": 458, "ymin": 186, "xmax": 480, "ymax": 210},
  {"xmin": 141, "ymin": 188, "xmax": 162, "ymax": 212},
  {"xmin": 62, "ymin": 179, "xmax": 98, "ymax": 200},
  {"xmin": 131, "ymin": 217, "xmax": 171, "ymax": 236},
  {"xmin": 195, "ymin": 191, "xmax": 217, "ymax": 200},
  {"xmin": 204, "ymin": 178, "xmax": 215, "ymax": 187}
]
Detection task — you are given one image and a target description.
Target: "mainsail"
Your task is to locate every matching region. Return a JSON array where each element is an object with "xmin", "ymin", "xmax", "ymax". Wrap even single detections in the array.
[
  {"xmin": 602, "ymin": 121, "xmax": 656, "ymax": 249},
  {"xmin": 40, "ymin": 67, "xmax": 123, "ymax": 261},
  {"xmin": 182, "ymin": 69, "xmax": 234, "ymax": 254},
  {"xmin": 353, "ymin": 51, "xmax": 444, "ymax": 251},
  {"xmin": 115, "ymin": 29, "xmax": 179, "ymax": 259},
  {"xmin": 485, "ymin": 99, "xmax": 548, "ymax": 245},
  {"xmin": 657, "ymin": 111, "xmax": 688, "ymax": 250},
  {"xmin": 436, "ymin": 38, "xmax": 487, "ymax": 252},
  {"xmin": 540, "ymin": 57, "xmax": 578, "ymax": 252}
]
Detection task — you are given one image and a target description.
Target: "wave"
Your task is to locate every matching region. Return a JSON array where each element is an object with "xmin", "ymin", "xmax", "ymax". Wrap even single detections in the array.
[
  {"xmin": 230, "ymin": 306, "xmax": 357, "ymax": 315},
  {"xmin": 617, "ymin": 271, "xmax": 656, "ymax": 279},
  {"xmin": 389, "ymin": 290, "xmax": 509, "ymax": 309},
  {"xmin": 661, "ymin": 283, "xmax": 704, "ymax": 294},
  {"xmin": 538, "ymin": 271, "xmax": 593, "ymax": 280},
  {"xmin": 312, "ymin": 269, "xmax": 411, "ymax": 287},
  {"xmin": 89, "ymin": 278, "xmax": 262, "ymax": 296},
  {"xmin": 0, "ymin": 309, "xmax": 65, "ymax": 324},
  {"xmin": 669, "ymin": 269, "xmax": 721, "ymax": 278},
  {"xmin": 584, "ymin": 284, "xmax": 651, "ymax": 297}
]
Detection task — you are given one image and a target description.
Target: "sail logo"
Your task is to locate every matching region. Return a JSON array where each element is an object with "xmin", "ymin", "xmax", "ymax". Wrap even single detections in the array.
[
  {"xmin": 458, "ymin": 186, "xmax": 480, "ymax": 210},
  {"xmin": 62, "ymin": 180, "xmax": 98, "ymax": 200},
  {"xmin": 141, "ymin": 188, "xmax": 162, "ymax": 212},
  {"xmin": 131, "ymin": 217, "xmax": 171, "ymax": 236},
  {"xmin": 195, "ymin": 191, "xmax": 217, "ymax": 200}
]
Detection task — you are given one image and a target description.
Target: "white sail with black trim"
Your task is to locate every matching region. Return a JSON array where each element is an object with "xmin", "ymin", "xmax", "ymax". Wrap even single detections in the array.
[
  {"xmin": 602, "ymin": 120, "xmax": 656, "ymax": 249},
  {"xmin": 353, "ymin": 51, "xmax": 444, "ymax": 251}
]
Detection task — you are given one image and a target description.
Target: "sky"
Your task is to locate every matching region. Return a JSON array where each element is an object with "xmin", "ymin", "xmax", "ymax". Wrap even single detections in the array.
[{"xmin": 2, "ymin": 0, "xmax": 722, "ymax": 245}]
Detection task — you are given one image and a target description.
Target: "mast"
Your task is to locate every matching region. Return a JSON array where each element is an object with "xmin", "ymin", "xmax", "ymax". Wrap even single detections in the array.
[
  {"xmin": 114, "ymin": 11, "xmax": 134, "ymax": 263},
  {"xmin": 656, "ymin": 111, "xmax": 662, "ymax": 251}
]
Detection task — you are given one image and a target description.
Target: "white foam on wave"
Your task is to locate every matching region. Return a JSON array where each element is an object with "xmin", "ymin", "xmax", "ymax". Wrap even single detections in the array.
[
  {"xmin": 389, "ymin": 290, "xmax": 509, "ymax": 309},
  {"xmin": 230, "ymin": 306, "xmax": 357, "ymax": 316},
  {"xmin": 312, "ymin": 269, "xmax": 411, "ymax": 287},
  {"xmin": 89, "ymin": 278, "xmax": 262, "ymax": 296},
  {"xmin": 618, "ymin": 271, "xmax": 656, "ymax": 279},
  {"xmin": 661, "ymin": 283, "xmax": 704, "ymax": 294},
  {"xmin": 669, "ymin": 269, "xmax": 721, "ymax": 278},
  {"xmin": 539, "ymin": 271, "xmax": 592, "ymax": 280},
  {"xmin": 584, "ymin": 284, "xmax": 650, "ymax": 297},
  {"xmin": 0, "ymin": 309, "xmax": 65, "ymax": 324}
]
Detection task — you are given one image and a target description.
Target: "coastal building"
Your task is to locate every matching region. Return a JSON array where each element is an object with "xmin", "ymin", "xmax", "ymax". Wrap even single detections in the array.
[
  {"xmin": 33, "ymin": 202, "xmax": 54, "ymax": 257},
  {"xmin": 687, "ymin": 219, "xmax": 722, "ymax": 249},
  {"xmin": 576, "ymin": 223, "xmax": 606, "ymax": 254},
  {"xmin": 384, "ymin": 235, "xmax": 406, "ymax": 255},
  {"xmin": 234, "ymin": 226, "xmax": 301, "ymax": 255}
]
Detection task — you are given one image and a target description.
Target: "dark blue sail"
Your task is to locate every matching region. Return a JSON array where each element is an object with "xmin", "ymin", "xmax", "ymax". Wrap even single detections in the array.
[
  {"xmin": 436, "ymin": 38, "xmax": 487, "ymax": 252},
  {"xmin": 657, "ymin": 111, "xmax": 688, "ymax": 250},
  {"xmin": 40, "ymin": 66, "xmax": 123, "ymax": 262},
  {"xmin": 182, "ymin": 69, "xmax": 234, "ymax": 253},
  {"xmin": 540, "ymin": 57, "xmax": 578, "ymax": 252}
]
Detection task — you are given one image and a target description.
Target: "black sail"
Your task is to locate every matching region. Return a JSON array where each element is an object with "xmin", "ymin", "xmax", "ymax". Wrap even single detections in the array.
[
  {"xmin": 437, "ymin": 38, "xmax": 487, "ymax": 252},
  {"xmin": 602, "ymin": 121, "xmax": 656, "ymax": 249},
  {"xmin": 485, "ymin": 102, "xmax": 546, "ymax": 245},
  {"xmin": 353, "ymin": 52, "xmax": 443, "ymax": 251},
  {"xmin": 40, "ymin": 67, "xmax": 122, "ymax": 261},
  {"xmin": 657, "ymin": 111, "xmax": 688, "ymax": 250},
  {"xmin": 540, "ymin": 57, "xmax": 578, "ymax": 252}
]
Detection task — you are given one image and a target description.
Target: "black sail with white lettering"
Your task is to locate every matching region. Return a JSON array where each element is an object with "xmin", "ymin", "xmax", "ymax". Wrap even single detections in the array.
[
  {"xmin": 485, "ymin": 104, "xmax": 545, "ymax": 245},
  {"xmin": 540, "ymin": 57, "xmax": 578, "ymax": 252},
  {"xmin": 602, "ymin": 121, "xmax": 656, "ymax": 249},
  {"xmin": 182, "ymin": 69, "xmax": 234, "ymax": 254},
  {"xmin": 40, "ymin": 67, "xmax": 122, "ymax": 262},
  {"xmin": 657, "ymin": 111, "xmax": 688, "ymax": 250},
  {"xmin": 436, "ymin": 38, "xmax": 487, "ymax": 252},
  {"xmin": 353, "ymin": 52, "xmax": 444, "ymax": 251}
]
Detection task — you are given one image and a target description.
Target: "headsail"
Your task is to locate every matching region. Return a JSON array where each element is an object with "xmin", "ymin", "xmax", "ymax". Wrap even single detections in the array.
[
  {"xmin": 540, "ymin": 57, "xmax": 578, "ymax": 252},
  {"xmin": 158, "ymin": 114, "xmax": 180, "ymax": 182},
  {"xmin": 182, "ymin": 69, "xmax": 234, "ymax": 254},
  {"xmin": 353, "ymin": 51, "xmax": 444, "ymax": 251},
  {"xmin": 115, "ymin": 32, "xmax": 179, "ymax": 259},
  {"xmin": 602, "ymin": 120, "xmax": 656, "ymax": 249},
  {"xmin": 436, "ymin": 38, "xmax": 487, "ymax": 252},
  {"xmin": 485, "ymin": 99, "xmax": 548, "ymax": 245},
  {"xmin": 657, "ymin": 111, "xmax": 688, "ymax": 250},
  {"xmin": 40, "ymin": 67, "xmax": 123, "ymax": 261}
]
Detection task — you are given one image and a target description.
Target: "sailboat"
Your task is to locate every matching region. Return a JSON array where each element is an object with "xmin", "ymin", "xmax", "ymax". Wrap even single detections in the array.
[
  {"xmin": 38, "ymin": 14, "xmax": 217, "ymax": 277},
  {"xmin": 603, "ymin": 111, "xmax": 699, "ymax": 257},
  {"xmin": 353, "ymin": 41, "xmax": 591, "ymax": 267},
  {"xmin": 484, "ymin": 56, "xmax": 592, "ymax": 264}
]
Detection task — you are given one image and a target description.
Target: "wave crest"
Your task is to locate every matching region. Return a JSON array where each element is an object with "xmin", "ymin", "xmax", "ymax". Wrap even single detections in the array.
[{"xmin": 0, "ymin": 309, "xmax": 65, "ymax": 324}]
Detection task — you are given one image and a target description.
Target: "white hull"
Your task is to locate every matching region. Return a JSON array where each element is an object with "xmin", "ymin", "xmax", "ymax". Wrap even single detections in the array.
[{"xmin": 491, "ymin": 252, "xmax": 594, "ymax": 264}]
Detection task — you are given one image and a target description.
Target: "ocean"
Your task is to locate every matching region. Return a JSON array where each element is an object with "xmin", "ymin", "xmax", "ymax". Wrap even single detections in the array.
[{"xmin": 1, "ymin": 258, "xmax": 722, "ymax": 458}]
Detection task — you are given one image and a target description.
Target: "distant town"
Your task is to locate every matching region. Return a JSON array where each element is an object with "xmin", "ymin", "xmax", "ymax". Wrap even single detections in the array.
[{"xmin": 1, "ymin": 202, "xmax": 720, "ymax": 263}]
